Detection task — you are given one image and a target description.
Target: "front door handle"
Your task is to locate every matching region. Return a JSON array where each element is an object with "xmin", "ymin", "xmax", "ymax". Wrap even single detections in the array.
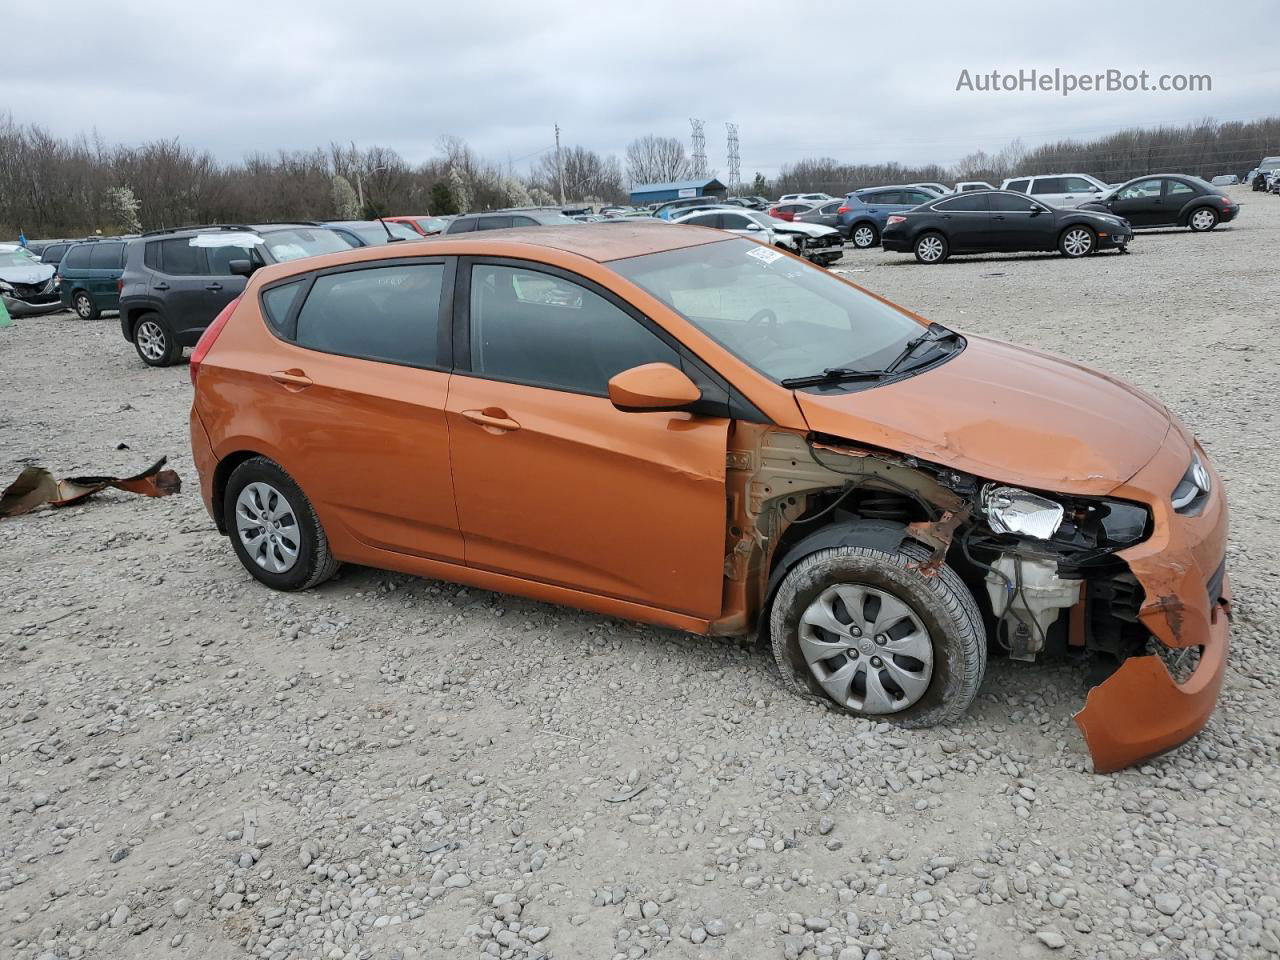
[
  {"xmin": 461, "ymin": 408, "xmax": 521, "ymax": 433},
  {"xmin": 205, "ymin": 282, "xmax": 223, "ymax": 292},
  {"xmin": 270, "ymin": 369, "xmax": 313, "ymax": 390}
]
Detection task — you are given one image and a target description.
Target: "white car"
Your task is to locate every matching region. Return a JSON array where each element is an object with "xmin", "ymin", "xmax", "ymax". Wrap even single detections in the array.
[
  {"xmin": 1000, "ymin": 173, "xmax": 1109, "ymax": 208},
  {"xmin": 955, "ymin": 180, "xmax": 996, "ymax": 192},
  {"xmin": 672, "ymin": 207, "xmax": 844, "ymax": 266},
  {"xmin": 779, "ymin": 192, "xmax": 835, "ymax": 204},
  {"xmin": 909, "ymin": 182, "xmax": 950, "ymax": 196}
]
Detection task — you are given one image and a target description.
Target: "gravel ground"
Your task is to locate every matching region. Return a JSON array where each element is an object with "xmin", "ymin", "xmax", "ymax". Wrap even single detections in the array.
[{"xmin": 3, "ymin": 197, "xmax": 1280, "ymax": 960}]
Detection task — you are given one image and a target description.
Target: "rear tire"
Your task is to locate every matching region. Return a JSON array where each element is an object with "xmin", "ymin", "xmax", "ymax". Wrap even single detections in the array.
[
  {"xmin": 914, "ymin": 232, "xmax": 948, "ymax": 264},
  {"xmin": 1058, "ymin": 225, "xmax": 1096, "ymax": 257},
  {"xmin": 1188, "ymin": 206, "xmax": 1219, "ymax": 232},
  {"xmin": 770, "ymin": 540, "xmax": 985, "ymax": 728},
  {"xmin": 223, "ymin": 457, "xmax": 340, "ymax": 592},
  {"xmin": 850, "ymin": 223, "xmax": 879, "ymax": 249},
  {"xmin": 132, "ymin": 312, "xmax": 181, "ymax": 366},
  {"xmin": 72, "ymin": 291, "xmax": 98, "ymax": 320}
]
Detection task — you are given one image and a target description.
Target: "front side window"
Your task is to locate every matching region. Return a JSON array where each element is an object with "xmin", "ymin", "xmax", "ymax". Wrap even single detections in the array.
[
  {"xmin": 1118, "ymin": 179, "xmax": 1163, "ymax": 200},
  {"xmin": 612, "ymin": 238, "xmax": 926, "ymax": 384},
  {"xmin": 468, "ymin": 263, "xmax": 679, "ymax": 395},
  {"xmin": 683, "ymin": 213, "xmax": 720, "ymax": 227},
  {"xmin": 207, "ymin": 244, "xmax": 255, "ymax": 275},
  {"xmin": 476, "ymin": 216, "xmax": 514, "ymax": 231},
  {"xmin": 295, "ymin": 264, "xmax": 444, "ymax": 367}
]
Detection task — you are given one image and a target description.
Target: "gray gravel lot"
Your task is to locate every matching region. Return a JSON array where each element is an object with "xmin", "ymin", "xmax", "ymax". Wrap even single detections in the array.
[{"xmin": 2, "ymin": 199, "xmax": 1279, "ymax": 960}]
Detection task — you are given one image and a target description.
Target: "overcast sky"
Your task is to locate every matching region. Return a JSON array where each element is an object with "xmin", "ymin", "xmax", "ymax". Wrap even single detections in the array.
[{"xmin": 9, "ymin": 0, "xmax": 1280, "ymax": 179}]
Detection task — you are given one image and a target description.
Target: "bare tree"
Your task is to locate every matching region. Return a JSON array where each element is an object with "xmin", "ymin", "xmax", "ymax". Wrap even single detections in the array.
[{"xmin": 625, "ymin": 135, "xmax": 692, "ymax": 186}]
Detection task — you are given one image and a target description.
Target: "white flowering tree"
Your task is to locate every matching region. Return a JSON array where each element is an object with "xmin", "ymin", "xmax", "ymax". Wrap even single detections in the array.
[{"xmin": 104, "ymin": 186, "xmax": 142, "ymax": 234}]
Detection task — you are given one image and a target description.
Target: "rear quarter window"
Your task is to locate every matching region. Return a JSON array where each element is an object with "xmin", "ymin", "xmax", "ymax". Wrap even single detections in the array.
[
  {"xmin": 88, "ymin": 244, "xmax": 125, "ymax": 269},
  {"xmin": 1005, "ymin": 179, "xmax": 1030, "ymax": 193},
  {"xmin": 261, "ymin": 279, "xmax": 306, "ymax": 336}
]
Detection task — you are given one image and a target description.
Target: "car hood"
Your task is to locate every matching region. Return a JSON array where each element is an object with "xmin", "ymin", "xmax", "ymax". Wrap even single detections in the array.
[
  {"xmin": 0, "ymin": 262, "xmax": 55, "ymax": 285},
  {"xmin": 775, "ymin": 221, "xmax": 839, "ymax": 237},
  {"xmin": 794, "ymin": 333, "xmax": 1172, "ymax": 496}
]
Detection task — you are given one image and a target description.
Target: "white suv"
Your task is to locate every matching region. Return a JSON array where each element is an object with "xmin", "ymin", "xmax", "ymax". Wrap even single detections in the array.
[
  {"xmin": 1000, "ymin": 173, "xmax": 1109, "ymax": 208},
  {"xmin": 779, "ymin": 192, "xmax": 834, "ymax": 203}
]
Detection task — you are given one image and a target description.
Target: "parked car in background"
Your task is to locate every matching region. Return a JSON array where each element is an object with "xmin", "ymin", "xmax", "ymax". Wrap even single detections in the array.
[
  {"xmin": 57, "ymin": 239, "xmax": 128, "ymax": 319},
  {"xmin": 836, "ymin": 186, "xmax": 939, "ymax": 248},
  {"xmin": 881, "ymin": 190, "xmax": 1132, "ymax": 264},
  {"xmin": 1001, "ymin": 174, "xmax": 1109, "ymax": 207},
  {"xmin": 1079, "ymin": 175, "xmax": 1239, "ymax": 232},
  {"xmin": 1251, "ymin": 157, "xmax": 1280, "ymax": 191},
  {"xmin": 955, "ymin": 181, "xmax": 996, "ymax": 192},
  {"xmin": 444, "ymin": 209, "xmax": 581, "ymax": 233},
  {"xmin": 795, "ymin": 199, "xmax": 846, "ymax": 230},
  {"xmin": 186, "ymin": 221, "xmax": 1229, "ymax": 774},
  {"xmin": 671, "ymin": 207, "xmax": 780, "ymax": 243},
  {"xmin": 321, "ymin": 220, "xmax": 420, "ymax": 246},
  {"xmin": 118, "ymin": 223, "xmax": 350, "ymax": 366},
  {"xmin": 779, "ymin": 192, "xmax": 834, "ymax": 204},
  {"xmin": 0, "ymin": 243, "xmax": 62, "ymax": 316},
  {"xmin": 652, "ymin": 196, "xmax": 729, "ymax": 220},
  {"xmin": 725, "ymin": 196, "xmax": 770, "ymax": 210},
  {"xmin": 671, "ymin": 207, "xmax": 844, "ymax": 266},
  {"xmin": 767, "ymin": 202, "xmax": 816, "ymax": 222},
  {"xmin": 1210, "ymin": 175, "xmax": 1240, "ymax": 186},
  {"xmin": 908, "ymin": 183, "xmax": 949, "ymax": 196},
  {"xmin": 385, "ymin": 215, "xmax": 454, "ymax": 236}
]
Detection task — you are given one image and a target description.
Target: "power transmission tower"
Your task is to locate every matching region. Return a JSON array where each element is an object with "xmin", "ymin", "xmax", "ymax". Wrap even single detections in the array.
[
  {"xmin": 725, "ymin": 122, "xmax": 740, "ymax": 192},
  {"xmin": 690, "ymin": 118, "xmax": 707, "ymax": 178}
]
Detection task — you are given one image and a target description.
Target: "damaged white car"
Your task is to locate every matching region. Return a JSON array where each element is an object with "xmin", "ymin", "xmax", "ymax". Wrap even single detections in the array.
[
  {"xmin": 670, "ymin": 207, "xmax": 844, "ymax": 267},
  {"xmin": 0, "ymin": 244, "xmax": 62, "ymax": 317}
]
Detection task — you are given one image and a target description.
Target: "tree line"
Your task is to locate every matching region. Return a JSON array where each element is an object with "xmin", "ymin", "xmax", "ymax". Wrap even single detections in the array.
[{"xmin": 3, "ymin": 114, "xmax": 1278, "ymax": 238}]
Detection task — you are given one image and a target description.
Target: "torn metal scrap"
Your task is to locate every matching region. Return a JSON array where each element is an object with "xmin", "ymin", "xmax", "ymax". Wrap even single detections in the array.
[{"xmin": 0, "ymin": 457, "xmax": 181, "ymax": 517}]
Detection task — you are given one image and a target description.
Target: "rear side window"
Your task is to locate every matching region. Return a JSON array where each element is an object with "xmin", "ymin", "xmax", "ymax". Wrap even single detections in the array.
[
  {"xmin": 683, "ymin": 213, "xmax": 720, "ymax": 227},
  {"xmin": 1005, "ymin": 179, "xmax": 1030, "ymax": 193},
  {"xmin": 863, "ymin": 191, "xmax": 899, "ymax": 205},
  {"xmin": 62, "ymin": 245, "xmax": 93, "ymax": 269},
  {"xmin": 143, "ymin": 241, "xmax": 161, "ymax": 270},
  {"xmin": 448, "ymin": 218, "xmax": 478, "ymax": 234},
  {"xmin": 89, "ymin": 244, "xmax": 125, "ymax": 269},
  {"xmin": 935, "ymin": 194, "xmax": 990, "ymax": 212},
  {"xmin": 476, "ymin": 216, "xmax": 513, "ymax": 231},
  {"xmin": 261, "ymin": 279, "xmax": 306, "ymax": 335},
  {"xmin": 158, "ymin": 238, "xmax": 206, "ymax": 275},
  {"xmin": 295, "ymin": 264, "xmax": 444, "ymax": 367},
  {"xmin": 468, "ymin": 263, "xmax": 679, "ymax": 396},
  {"xmin": 1030, "ymin": 177, "xmax": 1067, "ymax": 195},
  {"xmin": 510, "ymin": 216, "xmax": 538, "ymax": 227},
  {"xmin": 1165, "ymin": 180, "xmax": 1195, "ymax": 199}
]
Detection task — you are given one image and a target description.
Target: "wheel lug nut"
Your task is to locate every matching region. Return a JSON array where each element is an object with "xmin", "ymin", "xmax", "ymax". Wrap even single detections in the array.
[
  {"xmin": 875, "ymin": 635, "xmax": 887, "ymax": 645},
  {"xmin": 871, "ymin": 657, "xmax": 882, "ymax": 667},
  {"xmin": 851, "ymin": 627, "xmax": 861, "ymax": 637}
]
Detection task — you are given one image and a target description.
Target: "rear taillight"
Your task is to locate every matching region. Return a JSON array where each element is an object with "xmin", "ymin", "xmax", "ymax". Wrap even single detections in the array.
[
  {"xmin": 837, "ymin": 205, "xmax": 851, "ymax": 214},
  {"xmin": 116, "ymin": 277, "xmax": 124, "ymax": 293},
  {"xmin": 189, "ymin": 296, "xmax": 240, "ymax": 386},
  {"xmin": 886, "ymin": 215, "xmax": 907, "ymax": 225}
]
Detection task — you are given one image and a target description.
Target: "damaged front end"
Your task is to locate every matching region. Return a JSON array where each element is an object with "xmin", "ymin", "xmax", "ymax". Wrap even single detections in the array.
[{"xmin": 718, "ymin": 425, "xmax": 1229, "ymax": 773}]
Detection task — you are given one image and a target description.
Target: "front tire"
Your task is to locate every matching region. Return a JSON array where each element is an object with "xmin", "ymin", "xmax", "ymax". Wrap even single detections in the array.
[
  {"xmin": 132, "ymin": 312, "xmax": 181, "ymax": 366},
  {"xmin": 850, "ymin": 223, "xmax": 879, "ymax": 248},
  {"xmin": 1058, "ymin": 225, "xmax": 1095, "ymax": 257},
  {"xmin": 1188, "ymin": 206, "xmax": 1219, "ymax": 232},
  {"xmin": 223, "ymin": 457, "xmax": 340, "ymax": 591},
  {"xmin": 73, "ymin": 291, "xmax": 98, "ymax": 320},
  {"xmin": 914, "ymin": 232, "xmax": 948, "ymax": 264},
  {"xmin": 770, "ymin": 540, "xmax": 985, "ymax": 728}
]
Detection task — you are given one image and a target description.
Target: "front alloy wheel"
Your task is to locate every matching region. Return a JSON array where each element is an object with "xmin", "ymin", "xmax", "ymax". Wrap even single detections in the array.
[{"xmin": 1059, "ymin": 226, "xmax": 1095, "ymax": 257}]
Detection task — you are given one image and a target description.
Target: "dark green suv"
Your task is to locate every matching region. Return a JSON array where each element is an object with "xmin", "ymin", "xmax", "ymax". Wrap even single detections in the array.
[{"xmin": 58, "ymin": 240, "xmax": 128, "ymax": 319}]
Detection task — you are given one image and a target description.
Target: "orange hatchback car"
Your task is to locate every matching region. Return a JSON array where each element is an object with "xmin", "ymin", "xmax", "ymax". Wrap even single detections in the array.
[{"xmin": 188, "ymin": 223, "xmax": 1229, "ymax": 772}]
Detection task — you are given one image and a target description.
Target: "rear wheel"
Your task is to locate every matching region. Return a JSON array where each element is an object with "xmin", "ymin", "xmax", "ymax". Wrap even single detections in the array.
[
  {"xmin": 72, "ymin": 291, "xmax": 98, "ymax": 320},
  {"xmin": 914, "ymin": 232, "xmax": 948, "ymax": 264},
  {"xmin": 851, "ymin": 223, "xmax": 879, "ymax": 248},
  {"xmin": 132, "ymin": 313, "xmax": 181, "ymax": 366},
  {"xmin": 1058, "ymin": 225, "xmax": 1095, "ymax": 257},
  {"xmin": 770, "ymin": 540, "xmax": 985, "ymax": 727},
  {"xmin": 223, "ymin": 457, "xmax": 339, "ymax": 591},
  {"xmin": 1188, "ymin": 206, "xmax": 1219, "ymax": 232}
]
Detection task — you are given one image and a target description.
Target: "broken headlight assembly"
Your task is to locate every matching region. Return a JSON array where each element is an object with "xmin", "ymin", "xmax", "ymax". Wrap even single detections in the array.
[
  {"xmin": 981, "ymin": 485, "xmax": 1064, "ymax": 539},
  {"xmin": 980, "ymin": 484, "xmax": 1151, "ymax": 552}
]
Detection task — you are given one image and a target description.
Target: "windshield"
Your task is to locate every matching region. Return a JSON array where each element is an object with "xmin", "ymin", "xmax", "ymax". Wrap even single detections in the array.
[
  {"xmin": 742, "ymin": 210, "xmax": 784, "ymax": 228},
  {"xmin": 0, "ymin": 248, "xmax": 39, "ymax": 267},
  {"xmin": 262, "ymin": 228, "xmax": 352, "ymax": 263},
  {"xmin": 612, "ymin": 237, "xmax": 929, "ymax": 383},
  {"xmin": 1259, "ymin": 159, "xmax": 1280, "ymax": 172},
  {"xmin": 415, "ymin": 217, "xmax": 450, "ymax": 232}
]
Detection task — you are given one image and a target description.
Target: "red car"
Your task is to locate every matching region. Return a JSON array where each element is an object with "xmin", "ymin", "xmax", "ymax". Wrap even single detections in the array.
[
  {"xmin": 768, "ymin": 202, "xmax": 816, "ymax": 222},
  {"xmin": 384, "ymin": 215, "xmax": 453, "ymax": 237}
]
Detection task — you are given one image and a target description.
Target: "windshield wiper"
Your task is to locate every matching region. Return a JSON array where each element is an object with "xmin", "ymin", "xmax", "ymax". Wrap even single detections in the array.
[
  {"xmin": 881, "ymin": 325, "xmax": 960, "ymax": 375},
  {"xmin": 779, "ymin": 367, "xmax": 890, "ymax": 389}
]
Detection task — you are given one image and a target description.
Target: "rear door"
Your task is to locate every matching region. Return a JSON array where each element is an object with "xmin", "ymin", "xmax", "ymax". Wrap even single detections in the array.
[
  {"xmin": 932, "ymin": 193, "xmax": 992, "ymax": 250},
  {"xmin": 445, "ymin": 258, "xmax": 728, "ymax": 617},
  {"xmin": 87, "ymin": 243, "xmax": 125, "ymax": 309},
  {"xmin": 257, "ymin": 257, "xmax": 462, "ymax": 561},
  {"xmin": 152, "ymin": 237, "xmax": 218, "ymax": 339}
]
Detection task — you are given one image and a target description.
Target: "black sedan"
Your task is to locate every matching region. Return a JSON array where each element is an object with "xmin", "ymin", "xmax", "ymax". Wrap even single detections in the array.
[
  {"xmin": 1079, "ymin": 174, "xmax": 1239, "ymax": 232},
  {"xmin": 880, "ymin": 190, "xmax": 1133, "ymax": 264}
]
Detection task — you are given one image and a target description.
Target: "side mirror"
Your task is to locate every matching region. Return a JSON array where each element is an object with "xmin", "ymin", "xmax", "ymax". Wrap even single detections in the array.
[
  {"xmin": 228, "ymin": 259, "xmax": 255, "ymax": 277},
  {"xmin": 608, "ymin": 363, "xmax": 702, "ymax": 413},
  {"xmin": 1028, "ymin": 206, "xmax": 1042, "ymax": 216},
  {"xmin": 746, "ymin": 223, "xmax": 764, "ymax": 231}
]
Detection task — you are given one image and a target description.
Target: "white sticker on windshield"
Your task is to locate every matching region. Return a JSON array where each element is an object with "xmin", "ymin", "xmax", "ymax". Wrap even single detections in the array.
[
  {"xmin": 189, "ymin": 232, "xmax": 265, "ymax": 248},
  {"xmin": 745, "ymin": 246, "xmax": 783, "ymax": 265}
]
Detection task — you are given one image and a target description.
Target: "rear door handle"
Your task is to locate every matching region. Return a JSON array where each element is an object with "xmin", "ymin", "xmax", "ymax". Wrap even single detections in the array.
[
  {"xmin": 461, "ymin": 408, "xmax": 521, "ymax": 433},
  {"xmin": 205, "ymin": 282, "xmax": 223, "ymax": 291},
  {"xmin": 270, "ymin": 369, "xmax": 313, "ymax": 390},
  {"xmin": 153, "ymin": 281, "xmax": 170, "ymax": 291}
]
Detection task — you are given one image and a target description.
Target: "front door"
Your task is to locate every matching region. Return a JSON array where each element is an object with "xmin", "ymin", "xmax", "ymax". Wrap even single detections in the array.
[
  {"xmin": 1108, "ymin": 178, "xmax": 1166, "ymax": 227},
  {"xmin": 446, "ymin": 259, "xmax": 729, "ymax": 618},
  {"xmin": 989, "ymin": 193, "xmax": 1054, "ymax": 250},
  {"xmin": 257, "ymin": 259, "xmax": 462, "ymax": 562}
]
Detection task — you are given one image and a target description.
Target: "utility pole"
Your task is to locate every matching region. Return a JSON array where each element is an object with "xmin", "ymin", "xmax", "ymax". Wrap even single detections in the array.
[{"xmin": 554, "ymin": 124, "xmax": 565, "ymax": 204}]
